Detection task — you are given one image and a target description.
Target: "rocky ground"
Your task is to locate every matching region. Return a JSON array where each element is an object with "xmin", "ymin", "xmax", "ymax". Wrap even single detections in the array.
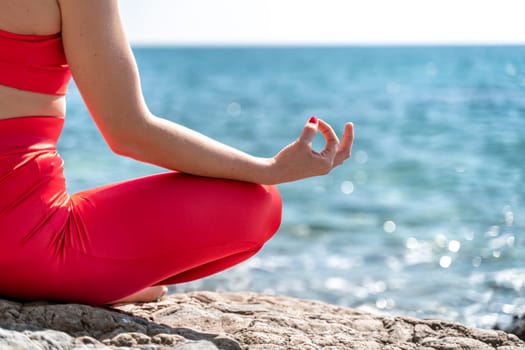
[
  {"xmin": 496, "ymin": 315, "xmax": 525, "ymax": 343},
  {"xmin": 0, "ymin": 291, "xmax": 523, "ymax": 349}
]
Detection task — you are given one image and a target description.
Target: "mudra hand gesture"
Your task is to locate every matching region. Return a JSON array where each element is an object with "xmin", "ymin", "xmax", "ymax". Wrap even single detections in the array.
[{"xmin": 269, "ymin": 116, "xmax": 354, "ymax": 184}]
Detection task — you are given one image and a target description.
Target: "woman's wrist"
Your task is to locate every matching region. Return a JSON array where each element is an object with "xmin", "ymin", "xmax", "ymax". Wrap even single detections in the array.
[{"xmin": 250, "ymin": 156, "xmax": 278, "ymax": 185}]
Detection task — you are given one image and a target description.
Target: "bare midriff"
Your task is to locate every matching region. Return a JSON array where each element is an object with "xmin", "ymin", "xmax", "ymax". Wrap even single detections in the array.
[{"xmin": 0, "ymin": 84, "xmax": 66, "ymax": 120}]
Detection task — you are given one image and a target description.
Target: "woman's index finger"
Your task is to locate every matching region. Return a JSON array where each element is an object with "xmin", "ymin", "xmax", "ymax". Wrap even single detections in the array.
[{"xmin": 317, "ymin": 119, "xmax": 340, "ymax": 158}]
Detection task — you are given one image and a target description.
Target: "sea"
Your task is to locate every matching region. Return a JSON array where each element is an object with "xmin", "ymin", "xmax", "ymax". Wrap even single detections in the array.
[{"xmin": 60, "ymin": 45, "xmax": 525, "ymax": 330}]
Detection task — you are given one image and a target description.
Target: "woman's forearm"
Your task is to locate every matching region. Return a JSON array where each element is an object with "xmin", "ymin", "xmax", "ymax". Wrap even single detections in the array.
[
  {"xmin": 111, "ymin": 113, "xmax": 353, "ymax": 186},
  {"xmin": 114, "ymin": 114, "xmax": 275, "ymax": 184}
]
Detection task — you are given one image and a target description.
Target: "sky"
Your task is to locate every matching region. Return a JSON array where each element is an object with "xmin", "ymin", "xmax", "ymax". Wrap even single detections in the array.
[{"xmin": 118, "ymin": 0, "xmax": 525, "ymax": 46}]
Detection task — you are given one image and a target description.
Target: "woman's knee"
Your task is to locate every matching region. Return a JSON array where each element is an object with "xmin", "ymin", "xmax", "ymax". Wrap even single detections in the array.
[{"xmin": 250, "ymin": 184, "xmax": 282, "ymax": 243}]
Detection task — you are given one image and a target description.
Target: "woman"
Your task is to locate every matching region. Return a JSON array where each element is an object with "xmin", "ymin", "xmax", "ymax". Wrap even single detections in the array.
[{"xmin": 0, "ymin": 0, "xmax": 354, "ymax": 305}]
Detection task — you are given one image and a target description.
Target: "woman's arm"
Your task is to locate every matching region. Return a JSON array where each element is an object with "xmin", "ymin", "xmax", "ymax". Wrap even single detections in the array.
[{"xmin": 58, "ymin": 0, "xmax": 353, "ymax": 184}]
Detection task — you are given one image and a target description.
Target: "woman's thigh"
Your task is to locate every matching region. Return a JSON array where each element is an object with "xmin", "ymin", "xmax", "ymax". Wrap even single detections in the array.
[
  {"xmin": 69, "ymin": 172, "xmax": 281, "ymax": 260},
  {"xmin": 58, "ymin": 172, "xmax": 282, "ymax": 304}
]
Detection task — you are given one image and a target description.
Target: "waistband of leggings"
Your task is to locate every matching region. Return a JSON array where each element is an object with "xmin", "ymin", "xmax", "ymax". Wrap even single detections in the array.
[{"xmin": 0, "ymin": 116, "xmax": 64, "ymax": 151}]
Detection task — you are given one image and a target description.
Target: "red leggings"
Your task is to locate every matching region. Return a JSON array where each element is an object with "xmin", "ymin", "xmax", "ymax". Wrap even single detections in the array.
[{"xmin": 0, "ymin": 116, "xmax": 282, "ymax": 305}]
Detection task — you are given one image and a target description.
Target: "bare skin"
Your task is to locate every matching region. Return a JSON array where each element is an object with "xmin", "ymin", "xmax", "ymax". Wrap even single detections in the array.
[
  {"xmin": 109, "ymin": 286, "xmax": 168, "ymax": 305},
  {"xmin": 0, "ymin": 0, "xmax": 354, "ymax": 303}
]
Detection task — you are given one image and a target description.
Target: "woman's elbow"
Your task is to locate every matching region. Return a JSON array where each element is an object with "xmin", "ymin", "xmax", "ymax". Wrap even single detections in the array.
[
  {"xmin": 102, "ymin": 126, "xmax": 143, "ymax": 158},
  {"xmin": 107, "ymin": 138, "xmax": 129, "ymax": 156},
  {"xmin": 96, "ymin": 114, "xmax": 152, "ymax": 158}
]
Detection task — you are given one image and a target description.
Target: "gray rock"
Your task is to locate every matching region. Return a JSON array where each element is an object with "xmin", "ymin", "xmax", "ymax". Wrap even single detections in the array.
[
  {"xmin": 497, "ymin": 314, "xmax": 525, "ymax": 342},
  {"xmin": 0, "ymin": 292, "xmax": 523, "ymax": 350},
  {"xmin": 173, "ymin": 341, "xmax": 218, "ymax": 350}
]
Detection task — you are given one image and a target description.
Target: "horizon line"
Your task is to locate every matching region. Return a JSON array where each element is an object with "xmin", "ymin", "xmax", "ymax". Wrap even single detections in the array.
[{"xmin": 129, "ymin": 41, "xmax": 525, "ymax": 49}]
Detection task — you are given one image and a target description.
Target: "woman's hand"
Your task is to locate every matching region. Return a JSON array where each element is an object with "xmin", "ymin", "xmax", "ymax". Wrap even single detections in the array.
[{"xmin": 266, "ymin": 117, "xmax": 354, "ymax": 184}]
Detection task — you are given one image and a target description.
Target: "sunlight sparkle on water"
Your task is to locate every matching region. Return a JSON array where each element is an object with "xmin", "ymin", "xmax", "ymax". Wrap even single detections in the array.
[
  {"xmin": 376, "ymin": 298, "xmax": 396, "ymax": 310},
  {"xmin": 383, "ymin": 220, "xmax": 396, "ymax": 233},
  {"xmin": 340, "ymin": 181, "xmax": 354, "ymax": 194},
  {"xmin": 486, "ymin": 226, "xmax": 499, "ymax": 237},
  {"xmin": 325, "ymin": 277, "xmax": 348, "ymax": 291},
  {"xmin": 502, "ymin": 304, "xmax": 515, "ymax": 314},
  {"xmin": 406, "ymin": 237, "xmax": 418, "ymax": 250},
  {"xmin": 434, "ymin": 234, "xmax": 447, "ymax": 248},
  {"xmin": 448, "ymin": 240, "xmax": 461, "ymax": 253},
  {"xmin": 439, "ymin": 256, "xmax": 452, "ymax": 268}
]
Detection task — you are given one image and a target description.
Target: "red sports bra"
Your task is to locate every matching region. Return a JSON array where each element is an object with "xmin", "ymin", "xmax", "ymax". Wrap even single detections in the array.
[{"xmin": 0, "ymin": 28, "xmax": 71, "ymax": 95}]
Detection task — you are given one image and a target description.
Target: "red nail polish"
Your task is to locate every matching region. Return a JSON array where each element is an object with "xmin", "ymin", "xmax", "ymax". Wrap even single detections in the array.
[{"xmin": 309, "ymin": 116, "xmax": 317, "ymax": 124}]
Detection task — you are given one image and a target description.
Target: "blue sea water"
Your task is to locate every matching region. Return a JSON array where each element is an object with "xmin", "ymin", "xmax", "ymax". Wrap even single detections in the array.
[{"xmin": 61, "ymin": 46, "xmax": 525, "ymax": 329}]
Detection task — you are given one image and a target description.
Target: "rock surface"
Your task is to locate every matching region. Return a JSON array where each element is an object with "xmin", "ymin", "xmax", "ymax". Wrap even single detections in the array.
[
  {"xmin": 497, "ymin": 314, "xmax": 525, "ymax": 342},
  {"xmin": 0, "ymin": 291, "xmax": 523, "ymax": 349}
]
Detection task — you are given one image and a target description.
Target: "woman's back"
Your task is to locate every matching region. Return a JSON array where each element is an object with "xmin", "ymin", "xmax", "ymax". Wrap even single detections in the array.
[{"xmin": 0, "ymin": 0, "xmax": 65, "ymax": 120}]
